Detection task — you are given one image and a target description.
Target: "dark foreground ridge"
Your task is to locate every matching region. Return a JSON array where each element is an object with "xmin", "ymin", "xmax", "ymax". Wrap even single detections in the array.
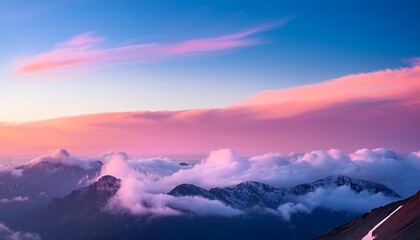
[{"xmin": 316, "ymin": 190, "xmax": 420, "ymax": 240}]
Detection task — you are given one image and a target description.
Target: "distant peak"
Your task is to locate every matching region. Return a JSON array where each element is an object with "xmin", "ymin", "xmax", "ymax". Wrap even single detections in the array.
[
  {"xmin": 324, "ymin": 175, "xmax": 352, "ymax": 180},
  {"xmin": 168, "ymin": 183, "xmax": 216, "ymax": 200},
  {"xmin": 311, "ymin": 175, "xmax": 401, "ymax": 198},
  {"xmin": 236, "ymin": 181, "xmax": 267, "ymax": 187},
  {"xmin": 173, "ymin": 183, "xmax": 200, "ymax": 188},
  {"xmin": 26, "ymin": 149, "xmax": 98, "ymax": 170},
  {"xmin": 51, "ymin": 148, "xmax": 70, "ymax": 159}
]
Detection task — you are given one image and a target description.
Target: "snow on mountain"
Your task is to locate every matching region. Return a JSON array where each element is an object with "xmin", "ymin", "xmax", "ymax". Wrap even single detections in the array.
[
  {"xmin": 209, "ymin": 181, "xmax": 286, "ymax": 209},
  {"xmin": 27, "ymin": 149, "xmax": 99, "ymax": 170},
  {"xmin": 169, "ymin": 175, "xmax": 400, "ymax": 211},
  {"xmin": 362, "ymin": 205, "xmax": 403, "ymax": 240},
  {"xmin": 290, "ymin": 175, "xmax": 401, "ymax": 198},
  {"xmin": 168, "ymin": 184, "xmax": 217, "ymax": 200},
  {"xmin": 0, "ymin": 150, "xmax": 105, "ymax": 222}
]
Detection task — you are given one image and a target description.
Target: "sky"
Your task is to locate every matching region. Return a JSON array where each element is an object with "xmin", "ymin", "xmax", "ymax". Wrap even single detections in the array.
[
  {"xmin": 1, "ymin": 0, "xmax": 420, "ymax": 123},
  {"xmin": 0, "ymin": 0, "xmax": 419, "ymax": 156}
]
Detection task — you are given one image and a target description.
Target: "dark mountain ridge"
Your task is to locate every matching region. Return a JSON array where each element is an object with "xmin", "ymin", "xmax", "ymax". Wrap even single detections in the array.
[{"xmin": 316, "ymin": 190, "xmax": 420, "ymax": 240}]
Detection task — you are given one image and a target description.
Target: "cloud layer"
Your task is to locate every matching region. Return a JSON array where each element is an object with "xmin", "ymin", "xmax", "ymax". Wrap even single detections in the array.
[
  {"xmin": 1, "ymin": 65, "xmax": 419, "ymax": 156},
  {"xmin": 2, "ymin": 147, "xmax": 418, "ymax": 220},
  {"xmin": 237, "ymin": 65, "xmax": 420, "ymax": 118},
  {"xmin": 92, "ymin": 147, "xmax": 420, "ymax": 219}
]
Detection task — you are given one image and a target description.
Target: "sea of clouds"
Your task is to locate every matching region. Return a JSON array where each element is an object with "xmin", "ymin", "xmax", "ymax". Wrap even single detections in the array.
[
  {"xmin": 95, "ymin": 148, "xmax": 420, "ymax": 219},
  {"xmin": 1, "ymin": 148, "xmax": 419, "ymax": 220}
]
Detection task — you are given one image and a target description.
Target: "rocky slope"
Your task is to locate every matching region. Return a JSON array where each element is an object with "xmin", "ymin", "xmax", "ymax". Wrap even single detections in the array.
[{"xmin": 316, "ymin": 190, "xmax": 419, "ymax": 240}]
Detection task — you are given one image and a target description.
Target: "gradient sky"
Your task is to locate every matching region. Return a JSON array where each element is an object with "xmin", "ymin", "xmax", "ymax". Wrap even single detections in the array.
[{"xmin": 1, "ymin": 0, "xmax": 420, "ymax": 123}]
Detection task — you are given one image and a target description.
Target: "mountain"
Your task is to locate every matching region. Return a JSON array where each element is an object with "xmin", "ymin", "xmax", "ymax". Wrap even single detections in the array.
[
  {"xmin": 40, "ymin": 175, "xmax": 120, "ymax": 217},
  {"xmin": 0, "ymin": 176, "xmax": 44, "ymax": 200},
  {"xmin": 169, "ymin": 181, "xmax": 286, "ymax": 209},
  {"xmin": 316, "ymin": 190, "xmax": 420, "ymax": 240},
  {"xmin": 17, "ymin": 160, "xmax": 102, "ymax": 197},
  {"xmin": 17, "ymin": 149, "xmax": 103, "ymax": 197},
  {"xmin": 14, "ymin": 175, "xmax": 123, "ymax": 240},
  {"xmin": 169, "ymin": 183, "xmax": 217, "ymax": 200},
  {"xmin": 290, "ymin": 175, "xmax": 401, "ymax": 198},
  {"xmin": 13, "ymin": 175, "xmax": 361, "ymax": 240},
  {"xmin": 168, "ymin": 175, "xmax": 400, "ymax": 210},
  {"xmin": 0, "ymin": 174, "xmax": 48, "ymax": 221},
  {"xmin": 0, "ymin": 150, "xmax": 103, "ymax": 222}
]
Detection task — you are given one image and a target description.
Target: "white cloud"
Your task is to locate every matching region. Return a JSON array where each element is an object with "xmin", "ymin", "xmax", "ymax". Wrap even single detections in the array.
[
  {"xmin": 95, "ymin": 148, "xmax": 420, "ymax": 219},
  {"xmin": 0, "ymin": 196, "xmax": 29, "ymax": 204},
  {"xmin": 99, "ymin": 152, "xmax": 241, "ymax": 217},
  {"xmin": 161, "ymin": 148, "xmax": 419, "ymax": 197},
  {"xmin": 0, "ymin": 163, "xmax": 23, "ymax": 177},
  {"xmin": 276, "ymin": 202, "xmax": 311, "ymax": 221},
  {"xmin": 0, "ymin": 223, "xmax": 41, "ymax": 240},
  {"xmin": 292, "ymin": 186, "xmax": 392, "ymax": 213}
]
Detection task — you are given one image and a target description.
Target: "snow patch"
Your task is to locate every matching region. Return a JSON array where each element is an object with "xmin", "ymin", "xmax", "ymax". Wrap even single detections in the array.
[{"xmin": 362, "ymin": 205, "xmax": 403, "ymax": 240}]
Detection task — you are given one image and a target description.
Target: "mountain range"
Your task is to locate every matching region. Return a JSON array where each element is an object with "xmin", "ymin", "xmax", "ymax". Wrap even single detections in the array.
[
  {"xmin": 8, "ymin": 174, "xmax": 405, "ymax": 240},
  {"xmin": 1, "ymin": 150, "xmax": 416, "ymax": 240},
  {"xmin": 169, "ymin": 175, "xmax": 400, "ymax": 211}
]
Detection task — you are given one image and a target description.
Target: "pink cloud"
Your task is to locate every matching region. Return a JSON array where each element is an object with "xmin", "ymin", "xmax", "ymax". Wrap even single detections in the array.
[
  {"xmin": 236, "ymin": 66, "xmax": 420, "ymax": 118},
  {"xmin": 15, "ymin": 22, "xmax": 283, "ymax": 75},
  {"xmin": 2, "ymin": 66, "xmax": 420, "ymax": 156},
  {"xmin": 57, "ymin": 32, "xmax": 105, "ymax": 47}
]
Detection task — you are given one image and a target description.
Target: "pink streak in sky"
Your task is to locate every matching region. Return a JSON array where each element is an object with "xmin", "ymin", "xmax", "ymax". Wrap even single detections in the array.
[
  {"xmin": 58, "ymin": 32, "xmax": 105, "ymax": 47},
  {"xmin": 237, "ymin": 66, "xmax": 420, "ymax": 118},
  {"xmin": 2, "ymin": 66, "xmax": 420, "ymax": 156},
  {"xmin": 15, "ymin": 22, "xmax": 284, "ymax": 75}
]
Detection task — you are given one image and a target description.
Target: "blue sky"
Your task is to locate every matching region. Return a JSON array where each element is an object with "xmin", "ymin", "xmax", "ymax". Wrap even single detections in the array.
[{"xmin": 1, "ymin": 0, "xmax": 419, "ymax": 122}]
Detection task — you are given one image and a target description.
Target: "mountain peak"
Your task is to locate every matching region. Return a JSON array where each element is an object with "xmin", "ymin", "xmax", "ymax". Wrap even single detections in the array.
[
  {"xmin": 311, "ymin": 175, "xmax": 401, "ymax": 198},
  {"xmin": 94, "ymin": 175, "xmax": 121, "ymax": 192},
  {"xmin": 51, "ymin": 148, "xmax": 70, "ymax": 159},
  {"xmin": 168, "ymin": 183, "xmax": 216, "ymax": 200}
]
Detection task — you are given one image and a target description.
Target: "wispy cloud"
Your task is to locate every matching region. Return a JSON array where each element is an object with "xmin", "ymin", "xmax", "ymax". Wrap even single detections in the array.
[
  {"xmin": 57, "ymin": 31, "xmax": 105, "ymax": 48},
  {"xmin": 15, "ymin": 22, "xmax": 284, "ymax": 76},
  {"xmin": 407, "ymin": 57, "xmax": 420, "ymax": 66}
]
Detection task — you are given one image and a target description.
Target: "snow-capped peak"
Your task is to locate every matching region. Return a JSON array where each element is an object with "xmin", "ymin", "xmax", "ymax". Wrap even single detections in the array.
[{"xmin": 27, "ymin": 149, "xmax": 98, "ymax": 170}]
